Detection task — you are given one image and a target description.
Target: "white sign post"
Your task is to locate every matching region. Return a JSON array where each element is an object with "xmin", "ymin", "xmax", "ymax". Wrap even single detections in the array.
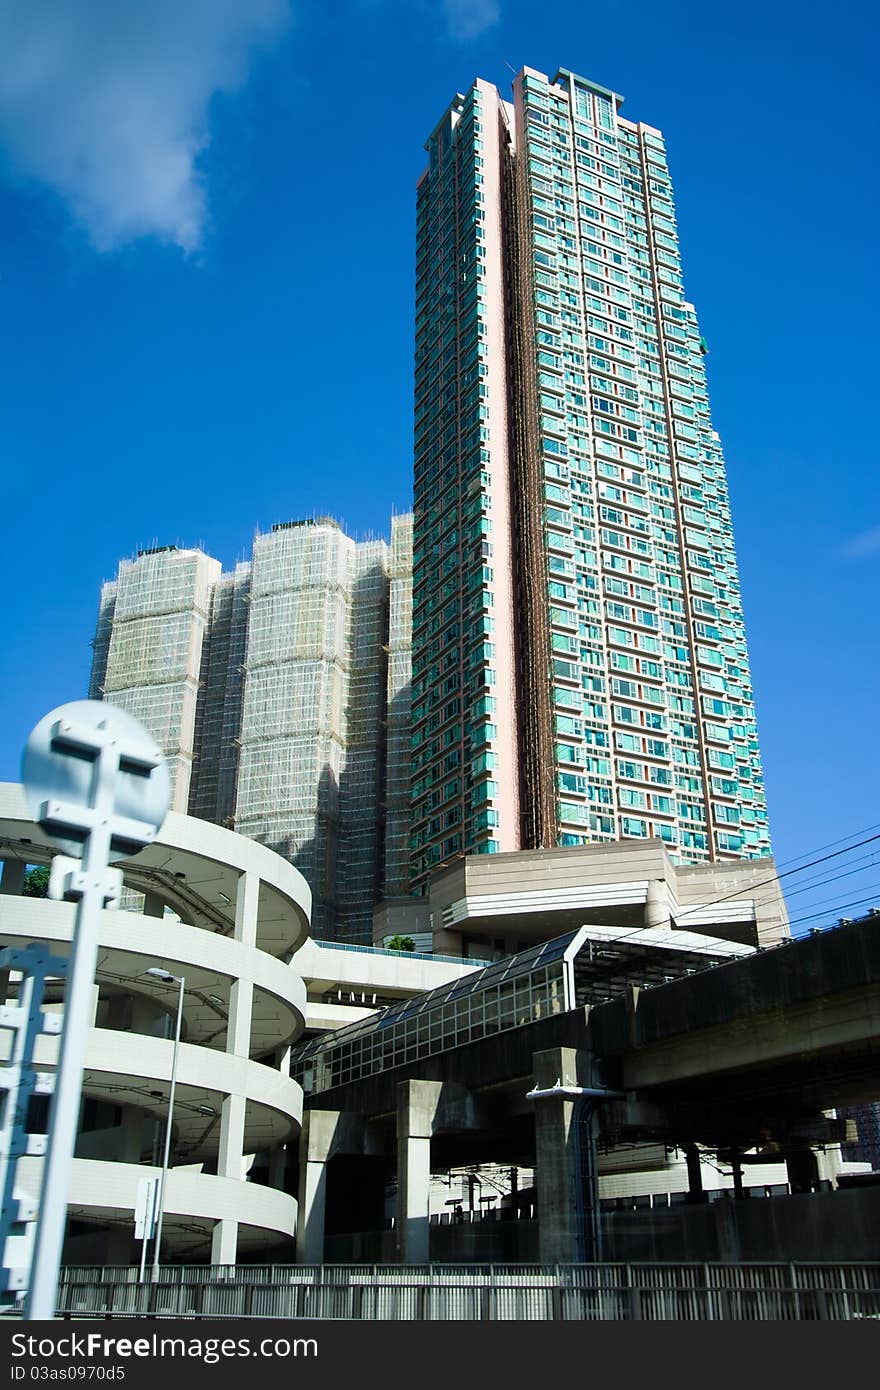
[{"xmin": 21, "ymin": 700, "xmax": 170, "ymax": 1321}]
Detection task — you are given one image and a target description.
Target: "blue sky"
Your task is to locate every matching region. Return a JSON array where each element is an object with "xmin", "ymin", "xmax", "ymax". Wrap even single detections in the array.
[{"xmin": 0, "ymin": 0, "xmax": 877, "ymax": 931}]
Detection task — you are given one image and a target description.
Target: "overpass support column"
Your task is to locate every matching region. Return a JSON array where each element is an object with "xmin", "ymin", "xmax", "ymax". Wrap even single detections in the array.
[
  {"xmin": 684, "ymin": 1144, "xmax": 706, "ymax": 1203},
  {"xmin": 295, "ymin": 1110, "xmax": 370, "ymax": 1264},
  {"xmin": 297, "ymin": 1111, "xmax": 338, "ymax": 1264},
  {"xmin": 730, "ymin": 1151, "xmax": 745, "ymax": 1200},
  {"xmin": 396, "ymin": 1080, "xmax": 443, "ymax": 1264},
  {"xmin": 533, "ymin": 1047, "xmax": 601, "ymax": 1264},
  {"xmin": 786, "ymin": 1146, "xmax": 820, "ymax": 1194}
]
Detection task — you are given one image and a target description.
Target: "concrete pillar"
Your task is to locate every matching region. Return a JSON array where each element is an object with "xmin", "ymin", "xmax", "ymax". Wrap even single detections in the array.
[
  {"xmin": 216, "ymin": 1093, "xmax": 247, "ymax": 1180},
  {"xmin": 298, "ymin": 1163, "xmax": 326, "ymax": 1264},
  {"xmin": 296, "ymin": 1110, "xmax": 344, "ymax": 1265},
  {"xmin": 267, "ymin": 1048, "xmax": 291, "ymax": 1190},
  {"xmin": 730, "ymin": 1150, "xmax": 745, "ymax": 1199},
  {"xmin": 645, "ymin": 878, "xmax": 671, "ymax": 932},
  {"xmin": 226, "ymin": 977, "xmax": 253, "ymax": 1060},
  {"xmin": 215, "ymin": 878, "xmax": 256, "ymax": 1266},
  {"xmin": 533, "ymin": 1046, "xmax": 599, "ymax": 1264},
  {"xmin": 143, "ymin": 892, "xmax": 165, "ymax": 918},
  {"xmin": 234, "ymin": 870, "xmax": 259, "ymax": 948},
  {"xmin": 396, "ymin": 1079, "xmax": 442, "ymax": 1264},
  {"xmin": 684, "ymin": 1143, "xmax": 706, "ymax": 1203},
  {"xmin": 0, "ymin": 860, "xmax": 26, "ymax": 895},
  {"xmin": 268, "ymin": 1144, "xmax": 287, "ymax": 1190},
  {"xmin": 787, "ymin": 1147, "xmax": 820, "ymax": 1194},
  {"xmin": 432, "ymin": 927, "xmax": 463, "ymax": 957},
  {"xmin": 118, "ymin": 1106, "xmax": 143, "ymax": 1164},
  {"xmin": 817, "ymin": 1143, "xmax": 842, "ymax": 1190},
  {"xmin": 211, "ymin": 1219, "xmax": 238, "ymax": 1266},
  {"xmin": 211, "ymin": 1091, "xmax": 247, "ymax": 1265}
]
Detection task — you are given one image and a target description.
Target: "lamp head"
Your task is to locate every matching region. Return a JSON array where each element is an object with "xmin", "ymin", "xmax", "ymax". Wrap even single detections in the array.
[{"xmin": 144, "ymin": 967, "xmax": 180, "ymax": 985}]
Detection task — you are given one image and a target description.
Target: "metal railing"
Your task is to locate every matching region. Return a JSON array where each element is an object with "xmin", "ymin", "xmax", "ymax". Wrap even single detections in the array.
[
  {"xmin": 56, "ymin": 1262, "xmax": 880, "ymax": 1321},
  {"xmin": 311, "ymin": 940, "xmax": 491, "ymax": 967}
]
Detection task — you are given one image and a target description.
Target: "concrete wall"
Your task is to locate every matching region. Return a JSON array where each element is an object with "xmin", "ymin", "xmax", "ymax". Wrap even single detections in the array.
[
  {"xmin": 602, "ymin": 1187, "xmax": 880, "ymax": 1263},
  {"xmin": 676, "ymin": 859, "xmax": 788, "ymax": 947},
  {"xmin": 416, "ymin": 840, "xmax": 788, "ymax": 954},
  {"xmin": 322, "ymin": 1188, "xmax": 880, "ymax": 1264},
  {"xmin": 431, "ymin": 840, "xmax": 670, "ymax": 915}
]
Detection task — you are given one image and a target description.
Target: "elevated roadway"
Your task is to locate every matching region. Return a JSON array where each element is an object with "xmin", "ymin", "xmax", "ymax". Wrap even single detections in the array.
[{"xmin": 293, "ymin": 915, "xmax": 880, "ymax": 1262}]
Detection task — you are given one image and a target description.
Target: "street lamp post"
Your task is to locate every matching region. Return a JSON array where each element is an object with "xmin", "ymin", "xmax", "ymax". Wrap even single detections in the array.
[{"xmin": 144, "ymin": 967, "xmax": 184, "ymax": 1281}]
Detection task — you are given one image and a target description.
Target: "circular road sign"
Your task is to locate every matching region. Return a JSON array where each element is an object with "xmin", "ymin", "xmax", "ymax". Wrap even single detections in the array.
[{"xmin": 21, "ymin": 699, "xmax": 170, "ymax": 861}]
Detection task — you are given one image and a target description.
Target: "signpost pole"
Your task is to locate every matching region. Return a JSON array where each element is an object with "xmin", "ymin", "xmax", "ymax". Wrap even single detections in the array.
[
  {"xmin": 20, "ymin": 704, "xmax": 169, "ymax": 1321},
  {"xmin": 25, "ymin": 850, "xmax": 113, "ymax": 1320}
]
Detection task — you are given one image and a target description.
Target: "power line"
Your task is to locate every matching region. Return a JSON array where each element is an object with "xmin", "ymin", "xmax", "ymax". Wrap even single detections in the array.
[
  {"xmin": 785, "ymin": 891, "xmax": 880, "ymax": 934},
  {"xmin": 785, "ymin": 880, "xmax": 880, "ymax": 922},
  {"xmin": 675, "ymin": 831, "xmax": 880, "ymax": 927},
  {"xmin": 765, "ymin": 853, "xmax": 880, "ymax": 904},
  {"xmin": 766, "ymin": 834, "xmax": 880, "ymax": 888},
  {"xmin": 768, "ymin": 820, "xmax": 880, "ymax": 872},
  {"xmin": 693, "ymin": 853, "xmax": 878, "ymax": 947},
  {"xmin": 725, "ymin": 849, "xmax": 880, "ymax": 929}
]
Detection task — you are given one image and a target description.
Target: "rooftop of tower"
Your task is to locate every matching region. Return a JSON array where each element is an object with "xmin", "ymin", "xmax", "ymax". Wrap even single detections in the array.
[
  {"xmin": 136, "ymin": 544, "xmax": 179, "ymax": 558},
  {"xmin": 271, "ymin": 516, "xmax": 341, "ymax": 533},
  {"xmin": 551, "ymin": 66, "xmax": 624, "ymax": 108}
]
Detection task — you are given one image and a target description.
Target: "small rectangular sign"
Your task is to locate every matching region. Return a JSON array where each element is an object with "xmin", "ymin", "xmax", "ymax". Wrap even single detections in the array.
[{"xmin": 134, "ymin": 1177, "xmax": 159, "ymax": 1242}]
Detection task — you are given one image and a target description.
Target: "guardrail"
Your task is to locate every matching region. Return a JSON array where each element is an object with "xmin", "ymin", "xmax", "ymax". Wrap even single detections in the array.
[
  {"xmin": 57, "ymin": 1262, "xmax": 880, "ymax": 1321},
  {"xmin": 311, "ymin": 940, "xmax": 491, "ymax": 967}
]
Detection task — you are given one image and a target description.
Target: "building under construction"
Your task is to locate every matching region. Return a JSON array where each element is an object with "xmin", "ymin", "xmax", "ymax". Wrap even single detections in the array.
[{"xmin": 89, "ymin": 516, "xmax": 414, "ymax": 943}]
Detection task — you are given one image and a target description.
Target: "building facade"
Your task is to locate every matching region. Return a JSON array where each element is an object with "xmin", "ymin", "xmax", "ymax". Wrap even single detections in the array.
[
  {"xmin": 90, "ymin": 516, "xmax": 414, "ymax": 943},
  {"xmin": 411, "ymin": 67, "xmax": 771, "ymax": 891}
]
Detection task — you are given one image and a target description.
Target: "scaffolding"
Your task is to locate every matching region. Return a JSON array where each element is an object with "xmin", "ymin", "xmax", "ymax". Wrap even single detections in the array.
[
  {"xmin": 89, "ymin": 517, "xmax": 415, "ymax": 945},
  {"xmin": 384, "ymin": 514, "xmax": 414, "ymax": 897},
  {"xmin": 92, "ymin": 549, "xmax": 221, "ymax": 813},
  {"xmin": 335, "ymin": 540, "xmax": 392, "ymax": 942},
  {"xmin": 233, "ymin": 523, "xmax": 395, "ymax": 942},
  {"xmin": 189, "ymin": 563, "xmax": 251, "ymax": 827},
  {"xmin": 87, "ymin": 582, "xmax": 117, "ymax": 700}
]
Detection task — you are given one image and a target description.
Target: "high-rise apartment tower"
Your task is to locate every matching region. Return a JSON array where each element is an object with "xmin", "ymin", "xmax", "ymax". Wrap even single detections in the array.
[
  {"xmin": 90, "ymin": 516, "xmax": 413, "ymax": 942},
  {"xmin": 411, "ymin": 67, "xmax": 771, "ymax": 890}
]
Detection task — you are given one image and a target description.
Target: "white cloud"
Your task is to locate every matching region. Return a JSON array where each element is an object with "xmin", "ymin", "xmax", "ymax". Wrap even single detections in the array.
[
  {"xmin": 843, "ymin": 526, "xmax": 880, "ymax": 561},
  {"xmin": 442, "ymin": 0, "xmax": 500, "ymax": 41},
  {"xmin": 0, "ymin": 0, "xmax": 291, "ymax": 253}
]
